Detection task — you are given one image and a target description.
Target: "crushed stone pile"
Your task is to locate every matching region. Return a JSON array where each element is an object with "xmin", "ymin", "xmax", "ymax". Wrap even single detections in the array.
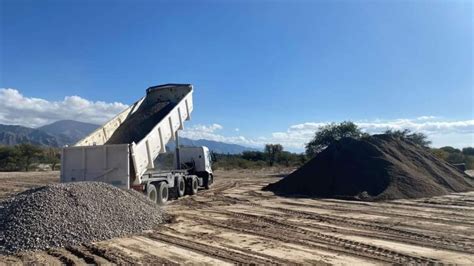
[
  {"xmin": 264, "ymin": 134, "xmax": 474, "ymax": 201},
  {"xmin": 0, "ymin": 182, "xmax": 168, "ymax": 254},
  {"xmin": 106, "ymin": 101, "xmax": 176, "ymax": 144}
]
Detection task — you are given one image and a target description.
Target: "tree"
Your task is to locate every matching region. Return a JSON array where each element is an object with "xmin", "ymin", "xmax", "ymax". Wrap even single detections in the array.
[
  {"xmin": 432, "ymin": 146, "xmax": 474, "ymax": 170},
  {"xmin": 305, "ymin": 121, "xmax": 365, "ymax": 158},
  {"xmin": 462, "ymin": 147, "xmax": 474, "ymax": 156},
  {"xmin": 440, "ymin": 146, "xmax": 461, "ymax": 153},
  {"xmin": 277, "ymin": 151, "xmax": 292, "ymax": 167},
  {"xmin": 16, "ymin": 144, "xmax": 43, "ymax": 171},
  {"xmin": 42, "ymin": 148, "xmax": 60, "ymax": 170},
  {"xmin": 264, "ymin": 144, "xmax": 283, "ymax": 166},
  {"xmin": 384, "ymin": 129, "xmax": 431, "ymax": 148},
  {"xmin": 242, "ymin": 151, "xmax": 266, "ymax": 162},
  {"xmin": 0, "ymin": 146, "xmax": 20, "ymax": 171}
]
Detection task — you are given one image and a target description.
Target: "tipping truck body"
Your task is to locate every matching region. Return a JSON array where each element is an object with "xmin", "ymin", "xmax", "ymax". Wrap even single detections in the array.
[{"xmin": 60, "ymin": 84, "xmax": 213, "ymax": 204}]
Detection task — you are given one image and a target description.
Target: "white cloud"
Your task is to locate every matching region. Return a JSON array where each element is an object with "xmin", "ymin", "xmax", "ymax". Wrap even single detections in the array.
[
  {"xmin": 0, "ymin": 88, "xmax": 128, "ymax": 127},
  {"xmin": 181, "ymin": 123, "xmax": 262, "ymax": 147},
  {"xmin": 357, "ymin": 119, "xmax": 474, "ymax": 135},
  {"xmin": 272, "ymin": 119, "xmax": 474, "ymax": 150},
  {"xmin": 416, "ymin": 116, "xmax": 437, "ymax": 121},
  {"xmin": 181, "ymin": 118, "xmax": 474, "ymax": 152}
]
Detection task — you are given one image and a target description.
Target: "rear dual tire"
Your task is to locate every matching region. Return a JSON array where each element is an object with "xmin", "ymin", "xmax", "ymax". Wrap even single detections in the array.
[
  {"xmin": 186, "ymin": 176, "xmax": 198, "ymax": 195},
  {"xmin": 176, "ymin": 176, "xmax": 186, "ymax": 198},
  {"xmin": 147, "ymin": 182, "xmax": 169, "ymax": 205}
]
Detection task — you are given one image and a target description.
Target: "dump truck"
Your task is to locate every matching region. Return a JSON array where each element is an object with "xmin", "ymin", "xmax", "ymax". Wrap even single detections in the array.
[{"xmin": 60, "ymin": 84, "xmax": 213, "ymax": 204}]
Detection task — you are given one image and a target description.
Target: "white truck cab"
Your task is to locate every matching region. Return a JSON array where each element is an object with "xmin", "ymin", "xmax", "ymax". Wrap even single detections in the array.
[{"xmin": 176, "ymin": 146, "xmax": 214, "ymax": 189}]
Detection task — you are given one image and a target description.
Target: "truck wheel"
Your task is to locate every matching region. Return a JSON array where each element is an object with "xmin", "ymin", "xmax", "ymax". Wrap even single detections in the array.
[
  {"xmin": 204, "ymin": 174, "xmax": 213, "ymax": 190},
  {"xmin": 176, "ymin": 176, "xmax": 185, "ymax": 197},
  {"xmin": 186, "ymin": 177, "xmax": 198, "ymax": 195},
  {"xmin": 147, "ymin": 183, "xmax": 158, "ymax": 203},
  {"xmin": 156, "ymin": 182, "xmax": 169, "ymax": 205}
]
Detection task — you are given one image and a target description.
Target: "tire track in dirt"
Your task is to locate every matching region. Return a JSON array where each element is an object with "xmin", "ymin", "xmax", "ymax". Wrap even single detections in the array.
[
  {"xmin": 115, "ymin": 243, "xmax": 179, "ymax": 265},
  {"xmin": 147, "ymin": 232, "xmax": 289, "ymax": 265},
  {"xmin": 370, "ymin": 199, "xmax": 474, "ymax": 211},
  {"xmin": 176, "ymin": 181, "xmax": 474, "ymax": 254},
  {"xmin": 257, "ymin": 205, "xmax": 474, "ymax": 253},
  {"xmin": 65, "ymin": 246, "xmax": 111, "ymax": 265},
  {"xmin": 286, "ymin": 194, "xmax": 474, "ymax": 217},
  {"xmin": 266, "ymin": 191, "xmax": 474, "ymax": 212},
  {"xmin": 280, "ymin": 201, "xmax": 474, "ymax": 227},
  {"xmin": 184, "ymin": 214, "xmax": 439, "ymax": 264},
  {"xmin": 0, "ymin": 255, "xmax": 22, "ymax": 265},
  {"xmin": 158, "ymin": 226, "xmax": 301, "ymax": 265},
  {"xmin": 177, "ymin": 178, "xmax": 474, "ymax": 258},
  {"xmin": 46, "ymin": 249, "xmax": 87, "ymax": 265},
  {"xmin": 216, "ymin": 209, "xmax": 474, "ymax": 255},
  {"xmin": 209, "ymin": 192, "xmax": 474, "ymax": 239},
  {"xmin": 243, "ymin": 188, "xmax": 474, "ymax": 221},
  {"xmin": 14, "ymin": 252, "xmax": 63, "ymax": 265},
  {"xmin": 201, "ymin": 180, "xmax": 240, "ymax": 195},
  {"xmin": 420, "ymin": 196, "xmax": 474, "ymax": 207},
  {"xmin": 211, "ymin": 191, "xmax": 474, "ymax": 240},
  {"xmin": 82, "ymin": 244, "xmax": 139, "ymax": 264}
]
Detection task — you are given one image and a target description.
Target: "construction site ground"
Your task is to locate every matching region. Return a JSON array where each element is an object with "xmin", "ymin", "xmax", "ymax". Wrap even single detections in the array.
[{"xmin": 0, "ymin": 169, "xmax": 473, "ymax": 265}]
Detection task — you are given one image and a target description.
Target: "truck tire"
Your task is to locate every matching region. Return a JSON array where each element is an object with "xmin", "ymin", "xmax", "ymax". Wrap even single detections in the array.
[
  {"xmin": 186, "ymin": 176, "xmax": 198, "ymax": 195},
  {"xmin": 147, "ymin": 183, "xmax": 158, "ymax": 203},
  {"xmin": 176, "ymin": 176, "xmax": 186, "ymax": 197},
  {"xmin": 204, "ymin": 174, "xmax": 213, "ymax": 190},
  {"xmin": 156, "ymin": 182, "xmax": 169, "ymax": 205}
]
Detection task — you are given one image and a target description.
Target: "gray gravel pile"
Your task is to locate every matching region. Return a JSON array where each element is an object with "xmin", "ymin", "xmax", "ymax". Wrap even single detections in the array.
[{"xmin": 0, "ymin": 182, "xmax": 167, "ymax": 254}]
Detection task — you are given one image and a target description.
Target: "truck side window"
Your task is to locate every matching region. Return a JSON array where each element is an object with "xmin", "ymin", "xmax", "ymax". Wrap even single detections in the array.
[{"xmin": 207, "ymin": 151, "xmax": 213, "ymax": 166}]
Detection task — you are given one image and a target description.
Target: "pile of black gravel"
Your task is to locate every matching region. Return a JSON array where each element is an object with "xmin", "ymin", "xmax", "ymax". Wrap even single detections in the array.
[
  {"xmin": 0, "ymin": 182, "xmax": 168, "ymax": 254},
  {"xmin": 264, "ymin": 134, "xmax": 474, "ymax": 201}
]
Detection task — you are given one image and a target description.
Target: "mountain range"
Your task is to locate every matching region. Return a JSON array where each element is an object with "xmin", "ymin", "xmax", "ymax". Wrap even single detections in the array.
[
  {"xmin": 0, "ymin": 120, "xmax": 97, "ymax": 147},
  {"xmin": 0, "ymin": 120, "xmax": 256, "ymax": 154}
]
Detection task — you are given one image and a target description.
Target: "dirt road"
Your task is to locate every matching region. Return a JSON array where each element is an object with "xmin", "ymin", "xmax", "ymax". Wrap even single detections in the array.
[{"xmin": 1, "ymin": 169, "xmax": 473, "ymax": 264}]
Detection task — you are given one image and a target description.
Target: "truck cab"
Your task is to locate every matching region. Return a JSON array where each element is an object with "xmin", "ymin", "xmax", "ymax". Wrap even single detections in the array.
[{"xmin": 176, "ymin": 146, "xmax": 214, "ymax": 189}]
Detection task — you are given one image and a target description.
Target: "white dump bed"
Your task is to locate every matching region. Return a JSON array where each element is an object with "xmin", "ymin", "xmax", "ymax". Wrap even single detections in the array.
[{"xmin": 61, "ymin": 84, "xmax": 193, "ymax": 188}]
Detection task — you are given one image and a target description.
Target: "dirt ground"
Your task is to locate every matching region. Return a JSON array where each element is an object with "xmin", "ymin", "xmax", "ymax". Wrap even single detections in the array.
[{"xmin": 1, "ymin": 169, "xmax": 473, "ymax": 265}]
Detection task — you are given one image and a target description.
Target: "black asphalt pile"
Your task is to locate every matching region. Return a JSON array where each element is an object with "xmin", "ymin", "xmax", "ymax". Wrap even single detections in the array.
[
  {"xmin": 264, "ymin": 134, "xmax": 474, "ymax": 201},
  {"xmin": 106, "ymin": 101, "xmax": 176, "ymax": 144},
  {"xmin": 0, "ymin": 182, "xmax": 168, "ymax": 254}
]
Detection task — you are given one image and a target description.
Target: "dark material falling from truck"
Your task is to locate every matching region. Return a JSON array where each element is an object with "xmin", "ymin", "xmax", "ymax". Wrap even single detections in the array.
[{"xmin": 106, "ymin": 101, "xmax": 177, "ymax": 144}]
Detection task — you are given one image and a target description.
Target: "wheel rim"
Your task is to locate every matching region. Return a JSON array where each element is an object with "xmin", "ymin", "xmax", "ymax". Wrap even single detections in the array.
[
  {"xmin": 179, "ymin": 180, "xmax": 185, "ymax": 192},
  {"xmin": 193, "ymin": 179, "xmax": 198, "ymax": 190}
]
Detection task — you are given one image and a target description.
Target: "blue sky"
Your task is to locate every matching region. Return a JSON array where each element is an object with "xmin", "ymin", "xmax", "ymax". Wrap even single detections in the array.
[{"xmin": 0, "ymin": 0, "xmax": 472, "ymax": 151}]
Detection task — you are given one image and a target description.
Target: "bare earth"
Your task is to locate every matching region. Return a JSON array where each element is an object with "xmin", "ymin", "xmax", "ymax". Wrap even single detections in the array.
[{"xmin": 1, "ymin": 169, "xmax": 473, "ymax": 265}]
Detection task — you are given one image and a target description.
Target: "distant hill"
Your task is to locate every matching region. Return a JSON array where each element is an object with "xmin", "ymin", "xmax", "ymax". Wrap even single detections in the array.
[
  {"xmin": 0, "ymin": 120, "xmax": 98, "ymax": 147},
  {"xmin": 0, "ymin": 120, "xmax": 258, "ymax": 153},
  {"xmin": 38, "ymin": 120, "xmax": 99, "ymax": 145},
  {"xmin": 0, "ymin": 124, "xmax": 60, "ymax": 146}
]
